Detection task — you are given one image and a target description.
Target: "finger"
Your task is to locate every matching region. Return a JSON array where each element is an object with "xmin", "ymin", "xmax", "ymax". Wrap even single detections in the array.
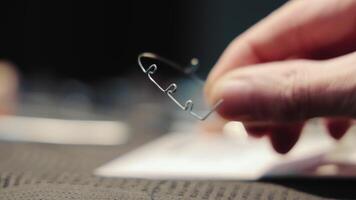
[
  {"xmin": 205, "ymin": 0, "xmax": 356, "ymax": 98},
  {"xmin": 208, "ymin": 52, "xmax": 356, "ymax": 122},
  {"xmin": 269, "ymin": 122, "xmax": 304, "ymax": 154},
  {"xmin": 325, "ymin": 118, "xmax": 351, "ymax": 140}
]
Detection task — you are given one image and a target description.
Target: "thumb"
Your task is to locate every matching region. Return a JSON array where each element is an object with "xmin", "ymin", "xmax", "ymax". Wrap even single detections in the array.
[{"xmin": 207, "ymin": 53, "xmax": 356, "ymax": 122}]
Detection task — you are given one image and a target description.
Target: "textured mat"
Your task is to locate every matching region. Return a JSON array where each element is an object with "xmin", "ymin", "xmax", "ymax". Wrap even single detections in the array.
[
  {"xmin": 0, "ymin": 141, "xmax": 329, "ymax": 200},
  {"xmin": 0, "ymin": 172, "xmax": 326, "ymax": 200}
]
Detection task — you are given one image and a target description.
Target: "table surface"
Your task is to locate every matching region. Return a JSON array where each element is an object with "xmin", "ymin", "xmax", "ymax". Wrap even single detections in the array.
[{"xmin": 0, "ymin": 141, "xmax": 318, "ymax": 200}]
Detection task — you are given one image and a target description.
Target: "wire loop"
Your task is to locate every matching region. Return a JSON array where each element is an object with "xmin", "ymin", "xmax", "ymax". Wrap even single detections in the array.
[{"xmin": 138, "ymin": 52, "xmax": 223, "ymax": 120}]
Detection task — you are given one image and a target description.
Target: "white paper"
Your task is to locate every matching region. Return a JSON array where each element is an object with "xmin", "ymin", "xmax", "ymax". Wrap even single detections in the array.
[{"xmin": 95, "ymin": 121, "xmax": 334, "ymax": 179}]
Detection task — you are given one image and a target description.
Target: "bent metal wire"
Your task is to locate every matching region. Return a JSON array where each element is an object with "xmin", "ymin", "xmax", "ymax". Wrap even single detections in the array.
[{"xmin": 138, "ymin": 52, "xmax": 223, "ymax": 120}]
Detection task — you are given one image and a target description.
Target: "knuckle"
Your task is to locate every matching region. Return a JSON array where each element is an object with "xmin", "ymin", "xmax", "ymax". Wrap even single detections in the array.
[{"xmin": 279, "ymin": 62, "xmax": 312, "ymax": 121}]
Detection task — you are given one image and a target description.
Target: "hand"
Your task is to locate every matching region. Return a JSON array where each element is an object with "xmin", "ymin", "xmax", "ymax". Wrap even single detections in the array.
[{"xmin": 205, "ymin": 0, "xmax": 356, "ymax": 153}]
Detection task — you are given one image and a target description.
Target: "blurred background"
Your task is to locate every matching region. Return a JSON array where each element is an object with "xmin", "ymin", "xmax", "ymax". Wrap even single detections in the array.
[
  {"xmin": 0, "ymin": 0, "xmax": 287, "ymax": 139},
  {"xmin": 1, "ymin": 1, "xmax": 356, "ymax": 199},
  {"xmin": 1, "ymin": 0, "xmax": 286, "ymax": 79}
]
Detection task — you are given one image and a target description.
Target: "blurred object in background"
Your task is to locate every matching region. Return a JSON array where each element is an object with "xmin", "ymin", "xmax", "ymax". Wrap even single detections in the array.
[
  {"xmin": 0, "ymin": 75, "xmax": 174, "ymax": 145},
  {"xmin": 0, "ymin": 61, "xmax": 18, "ymax": 115},
  {"xmin": 0, "ymin": 116, "xmax": 129, "ymax": 145}
]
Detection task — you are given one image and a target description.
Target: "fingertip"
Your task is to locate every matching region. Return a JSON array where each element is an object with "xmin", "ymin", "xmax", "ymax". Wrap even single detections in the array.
[
  {"xmin": 269, "ymin": 123, "xmax": 304, "ymax": 154},
  {"xmin": 204, "ymin": 36, "xmax": 259, "ymax": 99},
  {"xmin": 210, "ymin": 79, "xmax": 255, "ymax": 121},
  {"xmin": 325, "ymin": 118, "xmax": 351, "ymax": 140}
]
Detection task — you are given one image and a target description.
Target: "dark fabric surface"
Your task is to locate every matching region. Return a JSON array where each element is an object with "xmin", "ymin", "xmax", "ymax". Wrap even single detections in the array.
[
  {"xmin": 0, "ymin": 172, "xmax": 324, "ymax": 200},
  {"xmin": 0, "ymin": 141, "xmax": 329, "ymax": 200}
]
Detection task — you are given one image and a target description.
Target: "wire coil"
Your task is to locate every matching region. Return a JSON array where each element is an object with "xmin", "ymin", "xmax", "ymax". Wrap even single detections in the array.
[{"xmin": 138, "ymin": 52, "xmax": 223, "ymax": 120}]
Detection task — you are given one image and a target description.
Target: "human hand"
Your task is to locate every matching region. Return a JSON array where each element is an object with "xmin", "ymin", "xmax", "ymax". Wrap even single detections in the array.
[{"xmin": 205, "ymin": 0, "xmax": 356, "ymax": 153}]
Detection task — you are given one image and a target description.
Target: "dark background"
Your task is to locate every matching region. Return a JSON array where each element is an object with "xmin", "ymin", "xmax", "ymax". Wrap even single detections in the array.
[{"xmin": 0, "ymin": 0, "xmax": 287, "ymax": 81}]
